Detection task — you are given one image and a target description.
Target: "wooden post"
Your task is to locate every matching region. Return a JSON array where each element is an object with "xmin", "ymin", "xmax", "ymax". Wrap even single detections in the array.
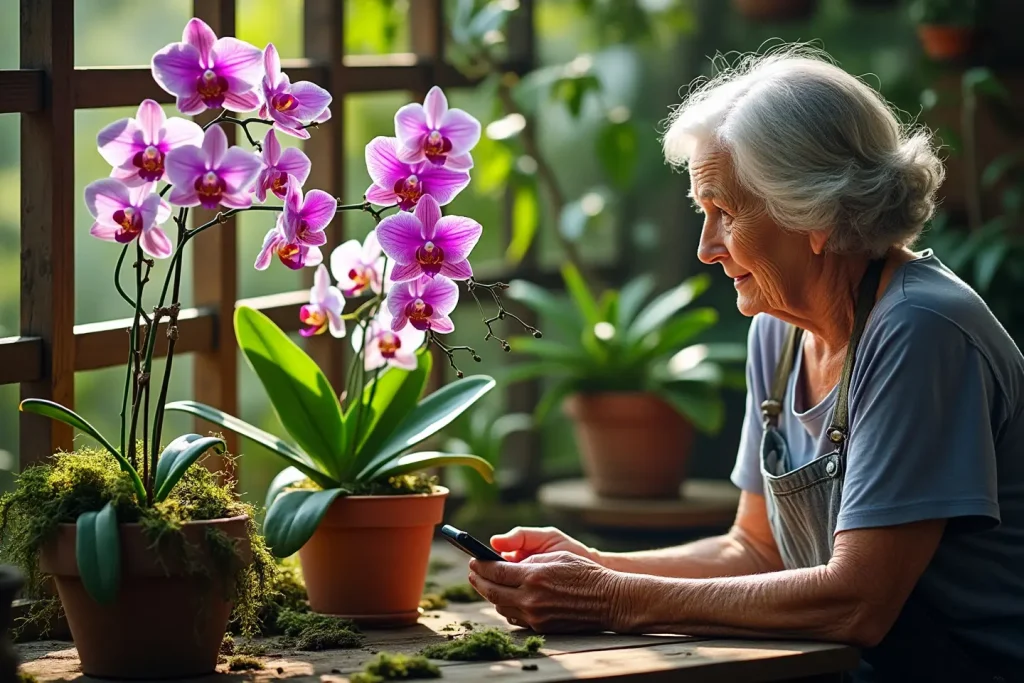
[
  {"xmin": 303, "ymin": 0, "xmax": 347, "ymax": 392},
  {"xmin": 191, "ymin": 0, "xmax": 240, "ymax": 470},
  {"xmin": 19, "ymin": 0, "xmax": 76, "ymax": 468}
]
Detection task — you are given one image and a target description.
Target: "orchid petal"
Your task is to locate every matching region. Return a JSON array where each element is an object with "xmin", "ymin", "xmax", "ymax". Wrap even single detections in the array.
[
  {"xmin": 255, "ymin": 229, "xmax": 280, "ymax": 270},
  {"xmin": 168, "ymin": 184, "xmax": 200, "ymax": 207},
  {"xmin": 314, "ymin": 107, "xmax": 332, "ymax": 124},
  {"xmin": 262, "ymin": 129, "xmax": 282, "ymax": 165},
  {"xmin": 413, "ymin": 194, "xmax": 442, "ymax": 240},
  {"xmin": 365, "ymin": 183, "xmax": 396, "ymax": 206},
  {"xmin": 254, "ymin": 169, "xmax": 272, "ymax": 202},
  {"xmin": 298, "ymin": 227, "xmax": 328, "ymax": 247},
  {"xmin": 285, "ymin": 176, "xmax": 303, "ymax": 215},
  {"xmin": 155, "ymin": 197, "xmax": 172, "ymax": 224},
  {"xmin": 330, "ymin": 240, "xmax": 362, "ymax": 284},
  {"xmin": 183, "ymin": 18, "xmax": 217, "ymax": 65},
  {"xmin": 276, "ymin": 147, "xmax": 312, "ymax": 186},
  {"xmin": 440, "ymin": 260, "xmax": 473, "ymax": 280},
  {"xmin": 89, "ymin": 222, "xmax": 120, "ymax": 242},
  {"xmin": 151, "ymin": 43, "xmax": 203, "ymax": 98},
  {"xmin": 445, "ymin": 153, "xmax": 474, "ymax": 172},
  {"xmin": 159, "ymin": 116, "xmax": 205, "ymax": 151},
  {"xmin": 423, "ymin": 86, "xmax": 448, "ymax": 130},
  {"xmin": 387, "ymin": 282, "xmax": 416, "ymax": 320},
  {"xmin": 138, "ymin": 192, "xmax": 163, "ymax": 230},
  {"xmin": 423, "ymin": 276, "xmax": 460, "ymax": 315},
  {"xmin": 164, "ymin": 145, "xmax": 208, "ymax": 188},
  {"xmin": 397, "ymin": 143, "xmax": 427, "ymax": 165},
  {"xmin": 140, "ymin": 226, "xmax": 174, "ymax": 259},
  {"xmin": 433, "ymin": 215, "xmax": 482, "ymax": 263},
  {"xmin": 176, "ymin": 92, "xmax": 207, "ymax": 116},
  {"xmin": 394, "ymin": 103, "xmax": 429, "ymax": 146},
  {"xmin": 419, "ymin": 166, "xmax": 471, "ymax": 206},
  {"xmin": 218, "ymin": 147, "xmax": 262, "ymax": 192},
  {"xmin": 363, "ymin": 342, "xmax": 386, "ymax": 371},
  {"xmin": 84, "ymin": 178, "xmax": 130, "ymax": 220},
  {"xmin": 202, "ymin": 126, "xmax": 229, "ymax": 167},
  {"xmin": 289, "ymin": 81, "xmax": 332, "ymax": 120},
  {"xmin": 440, "ymin": 108, "xmax": 482, "ymax": 155},
  {"xmin": 303, "ymin": 246, "xmax": 324, "ymax": 268},
  {"xmin": 219, "ymin": 190, "xmax": 254, "ymax": 210},
  {"xmin": 262, "ymin": 43, "xmax": 282, "ymax": 87},
  {"xmin": 365, "ymin": 137, "xmax": 410, "ymax": 187},
  {"xmin": 362, "ymin": 229, "xmax": 382, "ymax": 262},
  {"xmin": 389, "ymin": 262, "xmax": 422, "ymax": 283},
  {"xmin": 327, "ymin": 307, "xmax": 346, "ymax": 338},
  {"xmin": 312, "ymin": 263, "xmax": 331, "ymax": 301},
  {"xmin": 429, "ymin": 315, "xmax": 455, "ymax": 334},
  {"xmin": 96, "ymin": 117, "xmax": 140, "ymax": 168},
  {"xmin": 212, "ymin": 37, "xmax": 264, "ymax": 91},
  {"xmin": 222, "ymin": 90, "xmax": 261, "ymax": 113},
  {"xmin": 274, "ymin": 120, "xmax": 310, "ymax": 140},
  {"xmin": 375, "ymin": 212, "xmax": 424, "ymax": 264},
  {"xmin": 298, "ymin": 190, "xmax": 337, "ymax": 232},
  {"xmin": 390, "ymin": 352, "xmax": 419, "ymax": 370},
  {"xmin": 136, "ymin": 99, "xmax": 165, "ymax": 144}
]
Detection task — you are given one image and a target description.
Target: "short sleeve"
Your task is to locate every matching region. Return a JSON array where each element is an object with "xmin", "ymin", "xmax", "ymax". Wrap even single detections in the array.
[
  {"xmin": 837, "ymin": 307, "xmax": 1001, "ymax": 534},
  {"xmin": 731, "ymin": 315, "xmax": 767, "ymax": 495}
]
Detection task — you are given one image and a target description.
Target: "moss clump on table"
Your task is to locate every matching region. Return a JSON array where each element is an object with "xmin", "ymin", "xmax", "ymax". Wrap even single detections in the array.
[
  {"xmin": 0, "ymin": 448, "xmax": 276, "ymax": 637},
  {"xmin": 275, "ymin": 609, "xmax": 363, "ymax": 650},
  {"xmin": 233, "ymin": 555, "xmax": 308, "ymax": 634},
  {"xmin": 226, "ymin": 654, "xmax": 264, "ymax": 671},
  {"xmin": 419, "ymin": 593, "xmax": 448, "ymax": 611},
  {"xmin": 350, "ymin": 653, "xmax": 441, "ymax": 682},
  {"xmin": 420, "ymin": 627, "xmax": 544, "ymax": 661},
  {"xmin": 440, "ymin": 583, "xmax": 483, "ymax": 603},
  {"xmin": 17, "ymin": 671, "xmax": 40, "ymax": 683}
]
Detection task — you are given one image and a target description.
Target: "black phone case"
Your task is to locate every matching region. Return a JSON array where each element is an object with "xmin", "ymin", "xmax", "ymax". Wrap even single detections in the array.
[{"xmin": 440, "ymin": 525, "xmax": 504, "ymax": 562}]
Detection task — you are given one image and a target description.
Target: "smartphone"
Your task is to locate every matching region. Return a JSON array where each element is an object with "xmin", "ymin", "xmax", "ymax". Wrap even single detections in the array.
[{"xmin": 440, "ymin": 524, "xmax": 505, "ymax": 562}]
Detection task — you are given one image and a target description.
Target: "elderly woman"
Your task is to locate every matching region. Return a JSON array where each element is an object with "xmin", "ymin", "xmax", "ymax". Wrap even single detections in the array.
[{"xmin": 468, "ymin": 49, "xmax": 1024, "ymax": 683}]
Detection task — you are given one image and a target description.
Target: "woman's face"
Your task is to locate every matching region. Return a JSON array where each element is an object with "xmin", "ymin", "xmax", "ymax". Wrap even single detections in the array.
[{"xmin": 690, "ymin": 142, "xmax": 815, "ymax": 318}]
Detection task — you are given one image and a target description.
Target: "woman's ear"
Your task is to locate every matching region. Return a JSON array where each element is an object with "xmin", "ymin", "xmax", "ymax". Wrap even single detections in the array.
[{"xmin": 808, "ymin": 230, "xmax": 829, "ymax": 255}]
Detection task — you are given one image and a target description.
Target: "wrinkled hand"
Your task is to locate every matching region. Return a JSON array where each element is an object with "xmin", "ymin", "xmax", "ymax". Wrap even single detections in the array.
[
  {"xmin": 490, "ymin": 526, "xmax": 601, "ymax": 564},
  {"xmin": 468, "ymin": 551, "xmax": 631, "ymax": 634}
]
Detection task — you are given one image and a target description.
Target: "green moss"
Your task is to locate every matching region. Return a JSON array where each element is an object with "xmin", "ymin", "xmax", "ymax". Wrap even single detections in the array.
[
  {"xmin": 232, "ymin": 555, "xmax": 308, "ymax": 635},
  {"xmin": 17, "ymin": 671, "xmax": 40, "ymax": 683},
  {"xmin": 295, "ymin": 623, "xmax": 363, "ymax": 650},
  {"xmin": 419, "ymin": 593, "xmax": 448, "ymax": 611},
  {"xmin": 272, "ymin": 609, "xmax": 363, "ymax": 650},
  {"xmin": 350, "ymin": 473, "xmax": 439, "ymax": 496},
  {"xmin": 234, "ymin": 640, "xmax": 267, "ymax": 657},
  {"xmin": 440, "ymin": 583, "xmax": 483, "ymax": 603},
  {"xmin": 420, "ymin": 627, "xmax": 544, "ymax": 661},
  {"xmin": 427, "ymin": 558, "xmax": 455, "ymax": 575},
  {"xmin": 226, "ymin": 654, "xmax": 264, "ymax": 671},
  {"xmin": 350, "ymin": 653, "xmax": 441, "ymax": 682},
  {"xmin": 0, "ymin": 447, "xmax": 276, "ymax": 637},
  {"xmin": 220, "ymin": 633, "xmax": 235, "ymax": 655}
]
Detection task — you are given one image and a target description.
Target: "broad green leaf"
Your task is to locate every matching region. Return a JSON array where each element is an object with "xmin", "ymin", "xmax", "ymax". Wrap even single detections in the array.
[
  {"xmin": 498, "ymin": 360, "xmax": 580, "ymax": 385},
  {"xmin": 20, "ymin": 399, "xmax": 144, "ymax": 502},
  {"xmin": 535, "ymin": 377, "xmax": 577, "ymax": 422},
  {"xmin": 628, "ymin": 274, "xmax": 710, "ymax": 342},
  {"xmin": 165, "ymin": 400, "xmax": 336, "ymax": 489},
  {"xmin": 552, "ymin": 74, "xmax": 601, "ymax": 118},
  {"xmin": 506, "ymin": 184, "xmax": 539, "ymax": 265},
  {"xmin": 506, "ymin": 280, "xmax": 582, "ymax": 339},
  {"xmin": 507, "ymin": 337, "xmax": 592, "ymax": 368},
  {"xmin": 263, "ymin": 488, "xmax": 348, "ymax": 558},
  {"xmin": 596, "ymin": 120, "xmax": 638, "ymax": 189},
  {"xmin": 466, "ymin": 1, "xmax": 513, "ymax": 40},
  {"xmin": 76, "ymin": 502, "xmax": 120, "ymax": 604},
  {"xmin": 153, "ymin": 434, "xmax": 225, "ymax": 503},
  {"xmin": 472, "ymin": 135, "xmax": 515, "ymax": 194},
  {"xmin": 349, "ymin": 351, "xmax": 432, "ymax": 479},
  {"xmin": 642, "ymin": 308, "xmax": 719, "ymax": 360},
  {"xmin": 358, "ymin": 376, "xmax": 496, "ymax": 480},
  {"xmin": 266, "ymin": 466, "xmax": 309, "ymax": 509},
  {"xmin": 235, "ymin": 306, "xmax": 347, "ymax": 481},
  {"xmin": 616, "ymin": 275, "xmax": 656, "ymax": 330},
  {"xmin": 598, "ymin": 290, "xmax": 618, "ymax": 326},
  {"xmin": 489, "ymin": 413, "xmax": 533, "ymax": 447},
  {"xmin": 561, "ymin": 262, "xmax": 601, "ymax": 327},
  {"xmin": 659, "ymin": 385, "xmax": 725, "ymax": 434},
  {"xmin": 371, "ymin": 451, "xmax": 495, "ymax": 483}
]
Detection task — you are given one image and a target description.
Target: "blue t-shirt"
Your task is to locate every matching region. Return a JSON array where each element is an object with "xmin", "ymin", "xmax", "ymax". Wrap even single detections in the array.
[{"xmin": 731, "ymin": 251, "xmax": 1024, "ymax": 667}]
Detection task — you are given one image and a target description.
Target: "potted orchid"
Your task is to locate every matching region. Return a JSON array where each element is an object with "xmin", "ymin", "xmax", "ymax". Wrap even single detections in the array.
[{"xmin": 164, "ymin": 63, "xmax": 534, "ymax": 626}]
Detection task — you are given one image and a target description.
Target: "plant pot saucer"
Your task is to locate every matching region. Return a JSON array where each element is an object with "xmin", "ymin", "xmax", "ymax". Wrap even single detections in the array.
[{"xmin": 327, "ymin": 609, "xmax": 422, "ymax": 629}]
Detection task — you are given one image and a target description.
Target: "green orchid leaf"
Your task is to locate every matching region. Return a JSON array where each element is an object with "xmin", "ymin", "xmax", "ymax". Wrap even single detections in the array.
[
  {"xmin": 349, "ymin": 351, "xmax": 432, "ymax": 479},
  {"xmin": 235, "ymin": 306, "xmax": 347, "ymax": 481},
  {"xmin": 165, "ymin": 400, "xmax": 336, "ymax": 489},
  {"xmin": 263, "ymin": 488, "xmax": 348, "ymax": 558},
  {"xmin": 153, "ymin": 434, "xmax": 226, "ymax": 503},
  {"xmin": 358, "ymin": 376, "xmax": 496, "ymax": 480},
  {"xmin": 640, "ymin": 308, "xmax": 719, "ymax": 360},
  {"xmin": 561, "ymin": 262, "xmax": 601, "ymax": 327},
  {"xmin": 266, "ymin": 466, "xmax": 309, "ymax": 510},
  {"xmin": 535, "ymin": 377, "xmax": 577, "ymax": 423},
  {"xmin": 505, "ymin": 280, "xmax": 582, "ymax": 339},
  {"xmin": 616, "ymin": 274, "xmax": 656, "ymax": 330},
  {"xmin": 628, "ymin": 274, "xmax": 710, "ymax": 342},
  {"xmin": 76, "ymin": 502, "xmax": 120, "ymax": 605},
  {"xmin": 20, "ymin": 399, "xmax": 144, "ymax": 502},
  {"xmin": 659, "ymin": 384, "xmax": 725, "ymax": 434},
  {"xmin": 507, "ymin": 337, "xmax": 592, "ymax": 369},
  {"xmin": 370, "ymin": 451, "xmax": 495, "ymax": 483}
]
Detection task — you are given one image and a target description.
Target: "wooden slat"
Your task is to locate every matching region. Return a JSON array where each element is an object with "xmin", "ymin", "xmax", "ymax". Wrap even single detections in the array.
[
  {"xmin": 0, "ymin": 337, "xmax": 42, "ymax": 385},
  {"xmin": 73, "ymin": 308, "xmax": 216, "ymax": 373},
  {"xmin": 0, "ymin": 69, "xmax": 45, "ymax": 114},
  {"xmin": 20, "ymin": 0, "xmax": 76, "ymax": 468},
  {"xmin": 302, "ymin": 0, "xmax": 348, "ymax": 391},
  {"xmin": 190, "ymin": 0, "xmax": 241, "ymax": 468},
  {"xmin": 235, "ymin": 290, "xmax": 309, "ymax": 331}
]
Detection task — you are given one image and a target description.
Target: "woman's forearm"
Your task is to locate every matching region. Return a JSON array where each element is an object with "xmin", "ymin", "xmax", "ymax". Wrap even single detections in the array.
[{"xmin": 598, "ymin": 529, "xmax": 783, "ymax": 579}]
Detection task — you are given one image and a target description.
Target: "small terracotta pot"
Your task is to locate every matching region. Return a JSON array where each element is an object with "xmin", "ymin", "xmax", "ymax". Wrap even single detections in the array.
[
  {"xmin": 917, "ymin": 25, "xmax": 976, "ymax": 61},
  {"xmin": 299, "ymin": 487, "xmax": 448, "ymax": 627},
  {"xmin": 733, "ymin": 0, "xmax": 818, "ymax": 21},
  {"xmin": 39, "ymin": 515, "xmax": 251, "ymax": 679},
  {"xmin": 564, "ymin": 393, "xmax": 693, "ymax": 499}
]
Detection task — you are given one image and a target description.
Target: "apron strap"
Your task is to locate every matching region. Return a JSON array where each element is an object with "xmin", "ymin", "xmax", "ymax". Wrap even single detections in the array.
[{"xmin": 761, "ymin": 325, "xmax": 802, "ymax": 428}]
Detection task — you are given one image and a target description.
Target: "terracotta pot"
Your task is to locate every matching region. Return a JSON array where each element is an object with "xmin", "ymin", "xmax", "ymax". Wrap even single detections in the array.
[
  {"xmin": 564, "ymin": 393, "xmax": 693, "ymax": 499},
  {"xmin": 0, "ymin": 566, "xmax": 22, "ymax": 682},
  {"xmin": 299, "ymin": 487, "xmax": 448, "ymax": 628},
  {"xmin": 917, "ymin": 25, "xmax": 976, "ymax": 61},
  {"xmin": 39, "ymin": 515, "xmax": 251, "ymax": 679},
  {"xmin": 733, "ymin": 0, "xmax": 818, "ymax": 21}
]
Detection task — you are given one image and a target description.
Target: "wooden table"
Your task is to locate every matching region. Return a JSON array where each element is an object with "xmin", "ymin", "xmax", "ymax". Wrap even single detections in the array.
[{"xmin": 17, "ymin": 544, "xmax": 858, "ymax": 682}]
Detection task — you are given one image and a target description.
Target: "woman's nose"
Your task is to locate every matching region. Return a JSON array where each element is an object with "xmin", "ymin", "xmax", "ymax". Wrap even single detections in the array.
[{"xmin": 697, "ymin": 216, "xmax": 728, "ymax": 265}]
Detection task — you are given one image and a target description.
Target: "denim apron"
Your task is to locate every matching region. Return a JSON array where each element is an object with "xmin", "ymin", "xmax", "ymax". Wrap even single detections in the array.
[{"xmin": 758, "ymin": 259, "xmax": 1011, "ymax": 683}]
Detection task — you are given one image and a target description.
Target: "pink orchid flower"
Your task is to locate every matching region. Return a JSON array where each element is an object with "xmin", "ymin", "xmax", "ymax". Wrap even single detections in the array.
[
  {"xmin": 352, "ymin": 307, "xmax": 425, "ymax": 371},
  {"xmin": 364, "ymin": 137, "xmax": 470, "ymax": 211},
  {"xmin": 165, "ymin": 126, "xmax": 262, "ymax": 210},
  {"xmin": 84, "ymin": 178, "xmax": 173, "ymax": 259},
  {"xmin": 299, "ymin": 264, "xmax": 346, "ymax": 338},
  {"xmin": 151, "ymin": 18, "xmax": 263, "ymax": 115},
  {"xmin": 259, "ymin": 43, "xmax": 332, "ymax": 140},
  {"xmin": 388, "ymin": 275, "xmax": 459, "ymax": 334},
  {"xmin": 280, "ymin": 175, "xmax": 337, "ymax": 248},
  {"xmin": 253, "ymin": 223, "xmax": 323, "ymax": 271},
  {"xmin": 96, "ymin": 99, "xmax": 204, "ymax": 188},
  {"xmin": 330, "ymin": 230, "xmax": 387, "ymax": 297},
  {"xmin": 375, "ymin": 194, "xmax": 481, "ymax": 283},
  {"xmin": 253, "ymin": 129, "xmax": 311, "ymax": 202},
  {"xmin": 395, "ymin": 86, "xmax": 480, "ymax": 171}
]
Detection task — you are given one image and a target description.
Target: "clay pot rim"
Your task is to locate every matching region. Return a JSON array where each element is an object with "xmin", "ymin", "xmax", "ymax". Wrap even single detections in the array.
[
  {"xmin": 52, "ymin": 513, "xmax": 250, "ymax": 530},
  {"xmin": 329, "ymin": 485, "xmax": 449, "ymax": 502}
]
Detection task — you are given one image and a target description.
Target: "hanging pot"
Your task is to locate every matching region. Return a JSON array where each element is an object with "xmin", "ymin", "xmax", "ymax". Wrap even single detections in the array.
[
  {"xmin": 733, "ymin": 0, "xmax": 819, "ymax": 21},
  {"xmin": 917, "ymin": 25, "xmax": 976, "ymax": 62}
]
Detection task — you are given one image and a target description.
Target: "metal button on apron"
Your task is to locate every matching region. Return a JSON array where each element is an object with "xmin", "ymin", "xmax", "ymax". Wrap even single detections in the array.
[{"xmin": 825, "ymin": 460, "xmax": 837, "ymax": 476}]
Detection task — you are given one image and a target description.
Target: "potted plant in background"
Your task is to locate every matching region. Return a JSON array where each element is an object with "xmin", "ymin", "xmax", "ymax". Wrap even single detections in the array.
[
  {"xmin": 732, "ymin": 0, "xmax": 819, "ymax": 22},
  {"xmin": 505, "ymin": 266, "xmax": 745, "ymax": 499},
  {"xmin": 169, "ymin": 83, "xmax": 534, "ymax": 627},
  {"xmin": 912, "ymin": 0, "xmax": 978, "ymax": 61}
]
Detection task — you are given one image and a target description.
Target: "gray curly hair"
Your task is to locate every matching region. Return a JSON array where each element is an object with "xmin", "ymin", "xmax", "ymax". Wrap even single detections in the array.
[{"xmin": 662, "ymin": 46, "xmax": 945, "ymax": 256}]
